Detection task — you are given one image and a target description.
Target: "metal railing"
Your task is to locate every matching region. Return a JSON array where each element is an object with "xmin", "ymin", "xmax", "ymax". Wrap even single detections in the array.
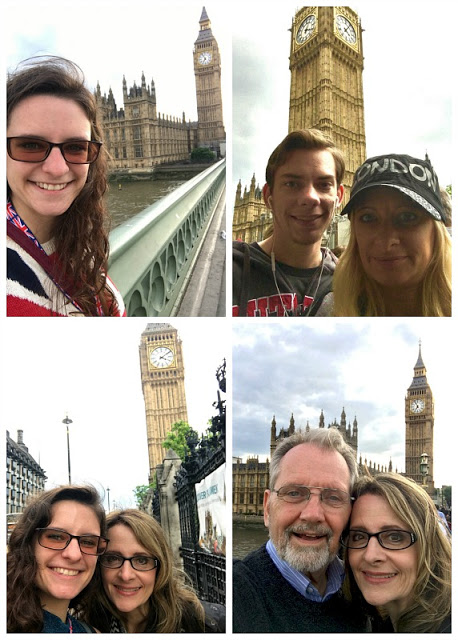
[{"xmin": 108, "ymin": 159, "xmax": 225, "ymax": 316}]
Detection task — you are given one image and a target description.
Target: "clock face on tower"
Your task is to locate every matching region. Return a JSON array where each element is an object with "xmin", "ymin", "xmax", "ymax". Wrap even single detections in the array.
[
  {"xmin": 410, "ymin": 398, "xmax": 425, "ymax": 414},
  {"xmin": 150, "ymin": 346, "xmax": 174, "ymax": 369},
  {"xmin": 296, "ymin": 14, "xmax": 316, "ymax": 44},
  {"xmin": 198, "ymin": 51, "xmax": 212, "ymax": 65},
  {"xmin": 335, "ymin": 15, "xmax": 357, "ymax": 45}
]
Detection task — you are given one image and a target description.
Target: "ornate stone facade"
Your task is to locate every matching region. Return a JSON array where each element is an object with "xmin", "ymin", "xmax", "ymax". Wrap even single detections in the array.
[
  {"xmin": 193, "ymin": 7, "xmax": 226, "ymax": 155},
  {"xmin": 96, "ymin": 8, "xmax": 224, "ymax": 172},
  {"xmin": 405, "ymin": 342, "xmax": 435, "ymax": 493},
  {"xmin": 232, "ymin": 174, "xmax": 272, "ymax": 242},
  {"xmin": 6, "ymin": 430, "xmax": 46, "ymax": 515},
  {"xmin": 233, "ymin": 5, "xmax": 366, "ymax": 245},
  {"xmin": 139, "ymin": 323, "xmax": 188, "ymax": 482}
]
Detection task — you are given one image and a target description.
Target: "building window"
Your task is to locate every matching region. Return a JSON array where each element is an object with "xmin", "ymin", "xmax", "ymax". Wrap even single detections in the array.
[{"xmin": 134, "ymin": 146, "xmax": 143, "ymax": 158}]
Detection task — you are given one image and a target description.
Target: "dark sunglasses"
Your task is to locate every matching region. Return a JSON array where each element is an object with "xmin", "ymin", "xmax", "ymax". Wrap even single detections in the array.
[{"xmin": 7, "ymin": 136, "xmax": 102, "ymax": 164}]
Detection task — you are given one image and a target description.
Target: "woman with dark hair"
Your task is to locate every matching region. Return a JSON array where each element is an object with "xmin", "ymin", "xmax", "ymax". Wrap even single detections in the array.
[
  {"xmin": 84, "ymin": 509, "xmax": 225, "ymax": 633},
  {"xmin": 7, "ymin": 56, "xmax": 125, "ymax": 316},
  {"xmin": 7, "ymin": 485, "xmax": 108, "ymax": 633},
  {"xmin": 341, "ymin": 473, "xmax": 451, "ymax": 632},
  {"xmin": 333, "ymin": 153, "xmax": 451, "ymax": 316}
]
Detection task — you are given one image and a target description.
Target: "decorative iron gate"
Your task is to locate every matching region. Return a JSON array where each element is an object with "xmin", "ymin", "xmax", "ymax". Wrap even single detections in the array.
[{"xmin": 154, "ymin": 360, "xmax": 226, "ymax": 604}]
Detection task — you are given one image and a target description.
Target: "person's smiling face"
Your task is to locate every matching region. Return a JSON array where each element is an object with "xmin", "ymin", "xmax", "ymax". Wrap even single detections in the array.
[
  {"xmin": 101, "ymin": 524, "xmax": 157, "ymax": 619},
  {"xmin": 7, "ymin": 94, "xmax": 91, "ymax": 242},
  {"xmin": 264, "ymin": 443, "xmax": 352, "ymax": 580},
  {"xmin": 352, "ymin": 186, "xmax": 435, "ymax": 293},
  {"xmin": 264, "ymin": 148, "xmax": 343, "ymax": 252},
  {"xmin": 348, "ymin": 493, "xmax": 418, "ymax": 621},
  {"xmin": 34, "ymin": 501, "xmax": 100, "ymax": 611}
]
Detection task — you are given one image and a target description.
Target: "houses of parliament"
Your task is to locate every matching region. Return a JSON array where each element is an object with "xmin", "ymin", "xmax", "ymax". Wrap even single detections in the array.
[
  {"xmin": 233, "ymin": 343, "xmax": 437, "ymax": 515},
  {"xmin": 95, "ymin": 7, "xmax": 225, "ymax": 172}
]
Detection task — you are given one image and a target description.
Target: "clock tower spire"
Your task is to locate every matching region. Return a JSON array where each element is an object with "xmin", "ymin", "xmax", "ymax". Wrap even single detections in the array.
[
  {"xmin": 139, "ymin": 323, "xmax": 188, "ymax": 483},
  {"xmin": 405, "ymin": 340, "xmax": 434, "ymax": 493},
  {"xmin": 193, "ymin": 7, "xmax": 226, "ymax": 156}
]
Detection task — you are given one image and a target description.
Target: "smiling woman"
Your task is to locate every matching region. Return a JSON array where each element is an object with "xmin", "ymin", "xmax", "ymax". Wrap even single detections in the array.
[
  {"xmin": 333, "ymin": 153, "xmax": 451, "ymax": 316},
  {"xmin": 7, "ymin": 485, "xmax": 107, "ymax": 633},
  {"xmin": 6, "ymin": 56, "xmax": 125, "ymax": 316},
  {"xmin": 82, "ymin": 509, "xmax": 224, "ymax": 633},
  {"xmin": 342, "ymin": 473, "xmax": 451, "ymax": 632}
]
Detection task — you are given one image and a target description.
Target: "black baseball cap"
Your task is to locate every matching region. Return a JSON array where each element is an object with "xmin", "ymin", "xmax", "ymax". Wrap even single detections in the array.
[{"xmin": 341, "ymin": 153, "xmax": 446, "ymax": 222}]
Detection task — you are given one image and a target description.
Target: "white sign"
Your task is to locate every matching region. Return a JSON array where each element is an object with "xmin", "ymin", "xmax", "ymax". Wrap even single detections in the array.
[{"xmin": 195, "ymin": 464, "xmax": 226, "ymax": 556}]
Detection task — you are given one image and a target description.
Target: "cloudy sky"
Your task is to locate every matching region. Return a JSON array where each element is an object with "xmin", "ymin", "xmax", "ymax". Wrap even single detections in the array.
[
  {"xmin": 4, "ymin": 319, "xmax": 227, "ymax": 510},
  {"xmin": 232, "ymin": 0, "xmax": 453, "ymax": 198},
  {"xmin": 232, "ymin": 318, "xmax": 453, "ymax": 487},
  {"xmin": 5, "ymin": 0, "xmax": 229, "ymax": 123}
]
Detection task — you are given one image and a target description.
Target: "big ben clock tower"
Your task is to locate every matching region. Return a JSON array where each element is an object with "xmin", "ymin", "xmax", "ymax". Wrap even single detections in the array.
[
  {"xmin": 289, "ymin": 7, "xmax": 366, "ymax": 215},
  {"xmin": 193, "ymin": 7, "xmax": 226, "ymax": 155},
  {"xmin": 405, "ymin": 341, "xmax": 434, "ymax": 493},
  {"xmin": 139, "ymin": 323, "xmax": 188, "ymax": 482}
]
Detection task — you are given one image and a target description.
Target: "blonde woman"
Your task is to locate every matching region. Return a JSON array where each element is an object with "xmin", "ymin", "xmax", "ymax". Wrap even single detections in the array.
[
  {"xmin": 342, "ymin": 473, "xmax": 451, "ymax": 633},
  {"xmin": 333, "ymin": 154, "xmax": 451, "ymax": 316},
  {"xmin": 84, "ymin": 509, "xmax": 224, "ymax": 633}
]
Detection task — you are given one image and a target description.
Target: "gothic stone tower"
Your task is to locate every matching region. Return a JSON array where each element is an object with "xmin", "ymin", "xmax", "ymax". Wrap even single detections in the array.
[
  {"xmin": 405, "ymin": 342, "xmax": 434, "ymax": 492},
  {"xmin": 139, "ymin": 323, "xmax": 188, "ymax": 483},
  {"xmin": 289, "ymin": 7, "xmax": 366, "ymax": 212},
  {"xmin": 270, "ymin": 408, "xmax": 358, "ymax": 460},
  {"xmin": 193, "ymin": 6, "xmax": 226, "ymax": 154}
]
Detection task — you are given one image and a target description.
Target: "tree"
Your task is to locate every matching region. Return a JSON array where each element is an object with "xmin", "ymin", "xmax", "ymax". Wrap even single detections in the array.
[
  {"xmin": 133, "ymin": 482, "xmax": 155, "ymax": 508},
  {"xmin": 191, "ymin": 147, "xmax": 216, "ymax": 163},
  {"xmin": 162, "ymin": 420, "xmax": 197, "ymax": 462}
]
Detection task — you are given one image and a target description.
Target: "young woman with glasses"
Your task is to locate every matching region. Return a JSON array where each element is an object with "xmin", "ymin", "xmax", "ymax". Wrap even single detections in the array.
[
  {"xmin": 341, "ymin": 472, "xmax": 451, "ymax": 632},
  {"xmin": 83, "ymin": 509, "xmax": 225, "ymax": 633},
  {"xmin": 7, "ymin": 56, "xmax": 125, "ymax": 316},
  {"xmin": 7, "ymin": 485, "xmax": 107, "ymax": 633}
]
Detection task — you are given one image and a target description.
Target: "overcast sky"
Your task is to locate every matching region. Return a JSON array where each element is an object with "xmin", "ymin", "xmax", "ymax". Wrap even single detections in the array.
[
  {"xmin": 232, "ymin": 0, "xmax": 453, "ymax": 198},
  {"xmin": 232, "ymin": 318, "xmax": 453, "ymax": 487},
  {"xmin": 5, "ymin": 0, "xmax": 229, "ymax": 124},
  {"xmin": 4, "ymin": 319, "xmax": 227, "ymax": 510}
]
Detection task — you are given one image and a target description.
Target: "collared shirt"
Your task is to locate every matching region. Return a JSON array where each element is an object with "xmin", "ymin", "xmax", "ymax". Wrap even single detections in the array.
[{"xmin": 266, "ymin": 538, "xmax": 345, "ymax": 603}]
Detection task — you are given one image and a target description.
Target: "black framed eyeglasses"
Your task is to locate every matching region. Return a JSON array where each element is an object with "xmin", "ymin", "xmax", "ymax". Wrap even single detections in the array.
[
  {"xmin": 36, "ymin": 527, "xmax": 109, "ymax": 555},
  {"xmin": 272, "ymin": 484, "xmax": 354, "ymax": 509},
  {"xmin": 99, "ymin": 553, "xmax": 159, "ymax": 572},
  {"xmin": 7, "ymin": 137, "xmax": 102, "ymax": 164},
  {"xmin": 341, "ymin": 529, "xmax": 417, "ymax": 550}
]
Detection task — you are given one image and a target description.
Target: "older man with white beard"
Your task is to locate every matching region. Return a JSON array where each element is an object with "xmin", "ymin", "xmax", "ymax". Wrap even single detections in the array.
[{"xmin": 233, "ymin": 429, "xmax": 368, "ymax": 633}]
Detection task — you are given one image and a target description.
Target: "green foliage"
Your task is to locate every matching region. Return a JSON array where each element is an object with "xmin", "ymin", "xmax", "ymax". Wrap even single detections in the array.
[
  {"xmin": 133, "ymin": 482, "xmax": 155, "ymax": 508},
  {"xmin": 162, "ymin": 420, "xmax": 196, "ymax": 462},
  {"xmin": 191, "ymin": 147, "xmax": 216, "ymax": 163},
  {"xmin": 445, "ymin": 185, "xmax": 452, "ymax": 198}
]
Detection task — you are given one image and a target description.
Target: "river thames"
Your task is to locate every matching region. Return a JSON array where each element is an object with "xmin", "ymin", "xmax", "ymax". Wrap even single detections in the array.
[
  {"xmin": 105, "ymin": 177, "xmax": 186, "ymax": 228},
  {"xmin": 233, "ymin": 521, "xmax": 269, "ymax": 560}
]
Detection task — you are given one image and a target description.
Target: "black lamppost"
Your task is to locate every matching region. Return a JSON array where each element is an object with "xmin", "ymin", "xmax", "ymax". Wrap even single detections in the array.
[
  {"xmin": 107, "ymin": 487, "xmax": 111, "ymax": 512},
  {"xmin": 62, "ymin": 414, "xmax": 73, "ymax": 484}
]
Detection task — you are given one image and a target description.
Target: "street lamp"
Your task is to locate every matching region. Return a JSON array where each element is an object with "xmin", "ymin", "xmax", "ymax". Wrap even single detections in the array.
[
  {"xmin": 62, "ymin": 414, "xmax": 73, "ymax": 484},
  {"xmin": 420, "ymin": 452, "xmax": 429, "ymax": 487},
  {"xmin": 107, "ymin": 487, "xmax": 111, "ymax": 512}
]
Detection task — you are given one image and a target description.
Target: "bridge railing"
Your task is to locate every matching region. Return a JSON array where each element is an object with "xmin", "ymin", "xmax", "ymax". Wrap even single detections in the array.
[{"xmin": 108, "ymin": 159, "xmax": 225, "ymax": 316}]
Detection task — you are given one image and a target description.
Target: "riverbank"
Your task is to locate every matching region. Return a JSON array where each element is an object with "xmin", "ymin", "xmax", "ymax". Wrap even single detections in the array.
[
  {"xmin": 233, "ymin": 513, "xmax": 265, "ymax": 524},
  {"xmin": 108, "ymin": 162, "xmax": 214, "ymax": 183}
]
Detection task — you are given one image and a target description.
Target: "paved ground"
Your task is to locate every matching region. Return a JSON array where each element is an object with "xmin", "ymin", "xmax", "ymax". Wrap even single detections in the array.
[{"xmin": 176, "ymin": 186, "xmax": 226, "ymax": 317}]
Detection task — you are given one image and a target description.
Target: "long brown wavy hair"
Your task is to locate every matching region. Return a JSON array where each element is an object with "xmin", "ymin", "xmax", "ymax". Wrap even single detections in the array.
[
  {"xmin": 342, "ymin": 473, "xmax": 451, "ymax": 632},
  {"xmin": 7, "ymin": 485, "xmax": 107, "ymax": 633},
  {"xmin": 7, "ymin": 56, "xmax": 119, "ymax": 315},
  {"xmin": 84, "ymin": 509, "xmax": 205, "ymax": 633}
]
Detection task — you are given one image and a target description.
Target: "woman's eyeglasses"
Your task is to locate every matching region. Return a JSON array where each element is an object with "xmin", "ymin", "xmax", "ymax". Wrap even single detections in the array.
[
  {"xmin": 36, "ymin": 527, "xmax": 109, "ymax": 555},
  {"xmin": 7, "ymin": 137, "xmax": 102, "ymax": 164},
  {"xmin": 341, "ymin": 529, "xmax": 417, "ymax": 550},
  {"xmin": 99, "ymin": 553, "xmax": 159, "ymax": 571}
]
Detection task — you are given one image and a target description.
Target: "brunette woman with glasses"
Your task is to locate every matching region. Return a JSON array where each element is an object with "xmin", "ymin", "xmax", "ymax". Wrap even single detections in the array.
[
  {"xmin": 7, "ymin": 485, "xmax": 107, "ymax": 633},
  {"xmin": 83, "ymin": 509, "xmax": 225, "ymax": 633},
  {"xmin": 7, "ymin": 56, "xmax": 125, "ymax": 316},
  {"xmin": 341, "ymin": 472, "xmax": 451, "ymax": 633}
]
